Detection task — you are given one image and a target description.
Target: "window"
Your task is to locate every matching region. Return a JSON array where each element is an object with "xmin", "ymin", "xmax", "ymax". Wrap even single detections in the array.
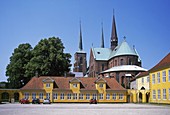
[
  {"xmin": 92, "ymin": 94, "xmax": 97, "ymax": 99},
  {"xmin": 99, "ymin": 93, "xmax": 103, "ymax": 100},
  {"xmin": 142, "ymin": 78, "xmax": 144, "ymax": 84},
  {"xmin": 39, "ymin": 93, "xmax": 43, "ymax": 100},
  {"xmin": 112, "ymin": 93, "xmax": 116, "ymax": 100},
  {"xmin": 147, "ymin": 76, "xmax": 149, "ymax": 83},
  {"xmin": 106, "ymin": 94, "xmax": 110, "ymax": 100},
  {"xmin": 102, "ymin": 64, "xmax": 105, "ymax": 71},
  {"xmin": 86, "ymin": 94, "xmax": 90, "ymax": 100},
  {"xmin": 162, "ymin": 71, "xmax": 166, "ymax": 82},
  {"xmin": 67, "ymin": 93, "xmax": 72, "ymax": 100},
  {"xmin": 60, "ymin": 93, "xmax": 64, "ymax": 100},
  {"xmin": 163, "ymin": 89, "xmax": 166, "ymax": 99},
  {"xmin": 168, "ymin": 70, "xmax": 170, "ymax": 82},
  {"xmin": 169, "ymin": 89, "xmax": 170, "ymax": 100},
  {"xmin": 24, "ymin": 92, "xmax": 29, "ymax": 99},
  {"xmin": 115, "ymin": 60, "xmax": 117, "ymax": 66},
  {"xmin": 119, "ymin": 94, "xmax": 123, "ymax": 100},
  {"xmin": 73, "ymin": 93, "xmax": 78, "ymax": 100},
  {"xmin": 152, "ymin": 90, "xmax": 156, "ymax": 99},
  {"xmin": 53, "ymin": 93, "xmax": 58, "ymax": 100},
  {"xmin": 152, "ymin": 74, "xmax": 155, "ymax": 84},
  {"xmin": 120, "ymin": 59, "xmax": 124, "ymax": 65},
  {"xmin": 79, "ymin": 94, "xmax": 84, "ymax": 100},
  {"xmin": 99, "ymin": 84, "xmax": 103, "ymax": 88},
  {"xmin": 46, "ymin": 93, "xmax": 50, "ymax": 99},
  {"xmin": 46, "ymin": 83, "xmax": 50, "ymax": 88},
  {"xmin": 73, "ymin": 84, "xmax": 77, "ymax": 88},
  {"xmin": 32, "ymin": 93, "xmax": 36, "ymax": 99},
  {"xmin": 157, "ymin": 72, "xmax": 160, "ymax": 83},
  {"xmin": 158, "ymin": 89, "xmax": 161, "ymax": 100}
]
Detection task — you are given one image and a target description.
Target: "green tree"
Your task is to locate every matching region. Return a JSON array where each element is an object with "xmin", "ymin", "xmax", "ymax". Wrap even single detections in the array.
[
  {"xmin": 6, "ymin": 43, "xmax": 33, "ymax": 88},
  {"xmin": 25, "ymin": 37, "xmax": 72, "ymax": 77}
]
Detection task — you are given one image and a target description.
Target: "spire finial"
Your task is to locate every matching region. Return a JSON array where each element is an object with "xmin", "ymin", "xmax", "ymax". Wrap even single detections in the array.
[
  {"xmin": 79, "ymin": 20, "xmax": 83, "ymax": 51},
  {"xmin": 101, "ymin": 22, "xmax": 105, "ymax": 48}
]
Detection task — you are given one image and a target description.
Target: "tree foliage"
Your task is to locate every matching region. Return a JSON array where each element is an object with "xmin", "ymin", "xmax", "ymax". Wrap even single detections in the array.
[
  {"xmin": 6, "ymin": 43, "xmax": 33, "ymax": 88},
  {"xmin": 6, "ymin": 37, "xmax": 72, "ymax": 88}
]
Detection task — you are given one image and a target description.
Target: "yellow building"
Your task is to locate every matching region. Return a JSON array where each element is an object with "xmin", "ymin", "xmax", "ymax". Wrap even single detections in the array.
[
  {"xmin": 149, "ymin": 53, "xmax": 170, "ymax": 104},
  {"xmin": 129, "ymin": 71, "xmax": 150, "ymax": 103},
  {"xmin": 20, "ymin": 76, "xmax": 127, "ymax": 103}
]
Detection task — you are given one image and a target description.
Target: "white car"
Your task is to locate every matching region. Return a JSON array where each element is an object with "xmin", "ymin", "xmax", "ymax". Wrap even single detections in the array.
[{"xmin": 43, "ymin": 98, "xmax": 51, "ymax": 104}]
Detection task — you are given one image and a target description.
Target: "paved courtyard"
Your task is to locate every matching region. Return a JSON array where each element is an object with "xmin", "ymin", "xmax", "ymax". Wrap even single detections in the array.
[{"xmin": 0, "ymin": 103, "xmax": 170, "ymax": 115}]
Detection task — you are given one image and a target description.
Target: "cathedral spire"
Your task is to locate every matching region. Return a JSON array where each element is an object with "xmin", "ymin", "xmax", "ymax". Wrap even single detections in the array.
[
  {"xmin": 111, "ymin": 9, "xmax": 118, "ymax": 50},
  {"xmin": 101, "ymin": 22, "xmax": 105, "ymax": 48},
  {"xmin": 79, "ymin": 20, "xmax": 83, "ymax": 51}
]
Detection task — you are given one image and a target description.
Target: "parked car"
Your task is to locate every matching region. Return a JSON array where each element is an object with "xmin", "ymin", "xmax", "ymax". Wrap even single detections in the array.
[
  {"xmin": 20, "ymin": 98, "xmax": 30, "ymax": 104},
  {"xmin": 90, "ymin": 98, "xmax": 97, "ymax": 104},
  {"xmin": 43, "ymin": 98, "xmax": 51, "ymax": 104},
  {"xmin": 32, "ymin": 98, "xmax": 40, "ymax": 104}
]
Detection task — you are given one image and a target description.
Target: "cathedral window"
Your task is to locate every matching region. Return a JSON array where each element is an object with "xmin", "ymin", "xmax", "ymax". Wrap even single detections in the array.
[{"xmin": 120, "ymin": 59, "xmax": 124, "ymax": 65}]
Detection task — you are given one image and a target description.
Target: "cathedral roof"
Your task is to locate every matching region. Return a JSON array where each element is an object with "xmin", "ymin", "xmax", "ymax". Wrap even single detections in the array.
[
  {"xmin": 92, "ymin": 40, "xmax": 139, "ymax": 61},
  {"xmin": 92, "ymin": 47, "xmax": 111, "ymax": 61},
  {"xmin": 109, "ymin": 39, "xmax": 138, "ymax": 59}
]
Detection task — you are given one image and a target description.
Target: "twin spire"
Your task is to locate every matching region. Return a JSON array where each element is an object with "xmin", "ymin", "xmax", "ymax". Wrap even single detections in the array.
[{"xmin": 78, "ymin": 11, "xmax": 118, "ymax": 50}]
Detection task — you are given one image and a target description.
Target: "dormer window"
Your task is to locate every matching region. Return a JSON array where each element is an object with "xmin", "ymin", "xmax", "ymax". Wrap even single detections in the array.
[
  {"xmin": 97, "ymin": 52, "xmax": 100, "ymax": 54},
  {"xmin": 46, "ymin": 83, "xmax": 50, "ymax": 88},
  {"xmin": 73, "ymin": 83, "xmax": 77, "ymax": 88},
  {"xmin": 99, "ymin": 84, "xmax": 103, "ymax": 88}
]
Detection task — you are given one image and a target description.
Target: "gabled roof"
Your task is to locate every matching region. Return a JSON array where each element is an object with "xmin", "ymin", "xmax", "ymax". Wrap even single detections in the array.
[
  {"xmin": 92, "ymin": 47, "xmax": 111, "ymax": 61},
  {"xmin": 69, "ymin": 77, "xmax": 81, "ymax": 83},
  {"xmin": 42, "ymin": 77, "xmax": 54, "ymax": 83},
  {"xmin": 21, "ymin": 76, "xmax": 126, "ymax": 91},
  {"xmin": 149, "ymin": 53, "xmax": 170, "ymax": 72},
  {"xmin": 136, "ymin": 71, "xmax": 149, "ymax": 79},
  {"xmin": 91, "ymin": 40, "xmax": 139, "ymax": 61}
]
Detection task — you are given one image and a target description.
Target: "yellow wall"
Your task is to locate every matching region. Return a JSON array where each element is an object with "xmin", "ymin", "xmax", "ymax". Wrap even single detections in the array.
[
  {"xmin": 150, "ymin": 68, "xmax": 170, "ymax": 104},
  {"xmin": 136, "ymin": 75, "xmax": 149, "ymax": 90}
]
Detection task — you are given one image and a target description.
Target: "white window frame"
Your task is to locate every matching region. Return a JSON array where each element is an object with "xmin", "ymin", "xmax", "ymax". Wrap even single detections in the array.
[
  {"xmin": 79, "ymin": 94, "xmax": 84, "ymax": 100},
  {"xmin": 39, "ymin": 92, "xmax": 43, "ymax": 100},
  {"xmin": 99, "ymin": 93, "xmax": 103, "ymax": 100},
  {"xmin": 152, "ymin": 90, "xmax": 156, "ymax": 100},
  {"xmin": 92, "ymin": 94, "xmax": 97, "ymax": 100},
  {"xmin": 60, "ymin": 93, "xmax": 64, "ymax": 100},
  {"xmin": 73, "ymin": 83, "xmax": 77, "ymax": 88},
  {"xmin": 24, "ymin": 92, "xmax": 29, "ymax": 99},
  {"xmin": 147, "ymin": 76, "xmax": 149, "ymax": 83},
  {"xmin": 32, "ymin": 92, "xmax": 36, "ymax": 99},
  {"xmin": 46, "ymin": 93, "xmax": 50, "ymax": 99},
  {"xmin": 152, "ymin": 74, "xmax": 155, "ymax": 84},
  {"xmin": 106, "ymin": 94, "xmax": 110, "ymax": 100},
  {"xmin": 99, "ymin": 84, "xmax": 103, "ymax": 88},
  {"xmin": 46, "ymin": 83, "xmax": 50, "ymax": 88},
  {"xmin": 163, "ymin": 89, "xmax": 166, "ymax": 100},
  {"xmin": 73, "ymin": 93, "xmax": 78, "ymax": 100},
  {"xmin": 157, "ymin": 89, "xmax": 161, "ymax": 100},
  {"xmin": 53, "ymin": 93, "xmax": 58, "ymax": 100},
  {"xmin": 112, "ymin": 93, "xmax": 116, "ymax": 100},
  {"xmin": 157, "ymin": 72, "xmax": 160, "ymax": 83},
  {"xmin": 162, "ymin": 71, "xmax": 166, "ymax": 82},
  {"xmin": 67, "ymin": 93, "xmax": 72, "ymax": 100},
  {"xmin": 119, "ymin": 94, "xmax": 123, "ymax": 100},
  {"xmin": 86, "ymin": 94, "xmax": 90, "ymax": 100},
  {"xmin": 142, "ymin": 78, "xmax": 144, "ymax": 84}
]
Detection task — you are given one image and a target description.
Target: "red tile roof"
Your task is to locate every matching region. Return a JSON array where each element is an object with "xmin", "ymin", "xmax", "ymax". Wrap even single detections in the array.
[
  {"xmin": 149, "ymin": 53, "xmax": 170, "ymax": 72},
  {"xmin": 21, "ymin": 76, "xmax": 126, "ymax": 91}
]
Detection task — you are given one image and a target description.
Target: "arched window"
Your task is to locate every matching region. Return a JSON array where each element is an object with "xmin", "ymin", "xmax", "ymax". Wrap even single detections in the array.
[
  {"xmin": 129, "ymin": 58, "xmax": 132, "ymax": 65},
  {"xmin": 102, "ymin": 64, "xmax": 105, "ymax": 71},
  {"xmin": 115, "ymin": 60, "xmax": 117, "ymax": 66},
  {"xmin": 120, "ymin": 59, "xmax": 124, "ymax": 65}
]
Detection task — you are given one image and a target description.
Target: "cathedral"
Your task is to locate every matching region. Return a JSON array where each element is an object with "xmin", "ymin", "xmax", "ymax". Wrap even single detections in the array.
[{"xmin": 73, "ymin": 14, "xmax": 146, "ymax": 88}]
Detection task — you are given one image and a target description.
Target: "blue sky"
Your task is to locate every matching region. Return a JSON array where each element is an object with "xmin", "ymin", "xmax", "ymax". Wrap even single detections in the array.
[{"xmin": 0, "ymin": 0, "xmax": 170, "ymax": 81}]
